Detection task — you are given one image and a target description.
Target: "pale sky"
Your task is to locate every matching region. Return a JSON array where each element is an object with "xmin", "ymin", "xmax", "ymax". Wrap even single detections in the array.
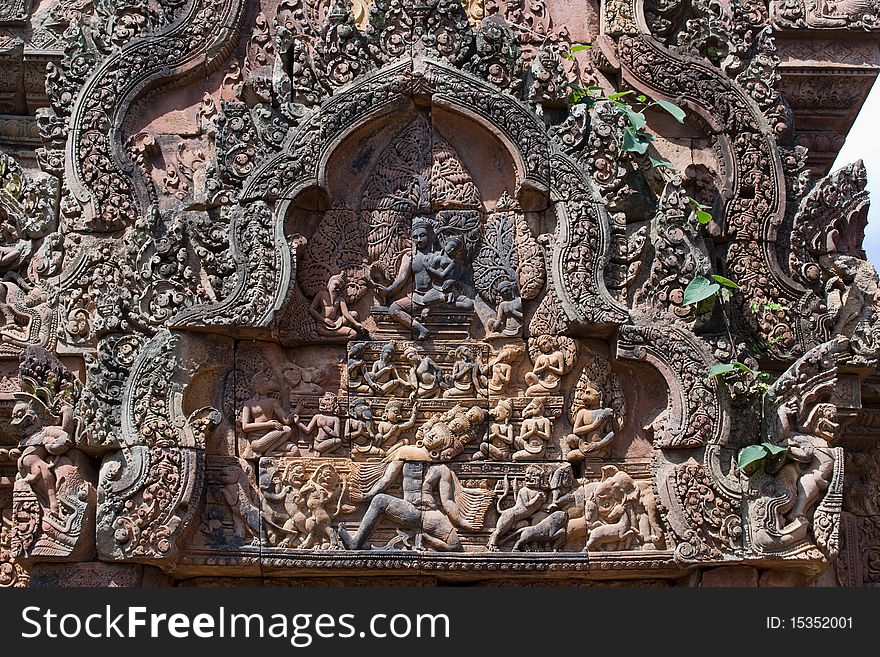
[{"xmin": 832, "ymin": 79, "xmax": 880, "ymax": 268}]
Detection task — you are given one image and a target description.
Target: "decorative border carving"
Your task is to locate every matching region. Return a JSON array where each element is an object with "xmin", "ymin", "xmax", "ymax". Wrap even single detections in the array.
[
  {"xmin": 64, "ymin": 0, "xmax": 247, "ymax": 231},
  {"xmin": 617, "ymin": 324, "xmax": 729, "ymax": 449}
]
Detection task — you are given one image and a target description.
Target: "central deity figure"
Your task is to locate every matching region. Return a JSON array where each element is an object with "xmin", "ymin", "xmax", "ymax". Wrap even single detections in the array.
[{"xmin": 375, "ymin": 219, "xmax": 472, "ymax": 340}]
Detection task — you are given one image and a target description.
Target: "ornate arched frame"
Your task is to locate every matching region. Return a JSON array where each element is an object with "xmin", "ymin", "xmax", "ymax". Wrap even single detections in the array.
[
  {"xmin": 94, "ymin": 6, "xmax": 826, "ymax": 568},
  {"xmin": 63, "ymin": 0, "xmax": 248, "ymax": 233},
  {"xmin": 107, "ymin": 51, "xmax": 749, "ymax": 568},
  {"xmin": 104, "ymin": 54, "xmax": 638, "ymax": 566},
  {"xmin": 602, "ymin": 0, "xmax": 843, "ymax": 562},
  {"xmin": 601, "ymin": 0, "xmax": 820, "ymax": 356},
  {"xmin": 225, "ymin": 56, "xmax": 630, "ymax": 333}
]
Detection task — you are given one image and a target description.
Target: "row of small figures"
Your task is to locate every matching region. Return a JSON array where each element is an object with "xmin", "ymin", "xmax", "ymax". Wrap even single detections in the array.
[{"xmin": 241, "ymin": 390, "xmax": 615, "ymax": 464}]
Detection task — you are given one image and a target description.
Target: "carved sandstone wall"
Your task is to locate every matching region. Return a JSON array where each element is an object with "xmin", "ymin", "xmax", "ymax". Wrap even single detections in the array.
[{"xmin": 1, "ymin": 0, "xmax": 879, "ymax": 587}]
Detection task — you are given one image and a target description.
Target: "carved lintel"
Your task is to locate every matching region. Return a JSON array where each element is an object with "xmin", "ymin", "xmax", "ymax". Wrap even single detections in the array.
[
  {"xmin": 655, "ymin": 450, "xmax": 743, "ymax": 562},
  {"xmin": 771, "ymin": 0, "xmax": 880, "ymax": 31},
  {"xmin": 97, "ymin": 444, "xmax": 203, "ymax": 564}
]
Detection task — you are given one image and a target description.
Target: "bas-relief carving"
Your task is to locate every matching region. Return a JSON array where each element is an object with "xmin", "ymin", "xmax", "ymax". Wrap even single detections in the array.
[
  {"xmin": 747, "ymin": 339, "xmax": 846, "ymax": 555},
  {"xmin": 0, "ymin": 0, "xmax": 876, "ymax": 585},
  {"xmin": 7, "ymin": 346, "xmax": 95, "ymax": 562},
  {"xmin": 0, "ymin": 149, "xmax": 59, "ymax": 356},
  {"xmin": 771, "ymin": 0, "xmax": 880, "ymax": 30}
]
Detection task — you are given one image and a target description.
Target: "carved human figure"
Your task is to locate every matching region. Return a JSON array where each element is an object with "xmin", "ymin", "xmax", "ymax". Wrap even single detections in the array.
[
  {"xmin": 425, "ymin": 233, "xmax": 472, "ymax": 309},
  {"xmin": 564, "ymin": 387, "xmax": 615, "ymax": 463},
  {"xmin": 298, "ymin": 464, "xmax": 354, "ymax": 550},
  {"xmin": 473, "ymin": 399, "xmax": 514, "ymax": 461},
  {"xmin": 347, "ymin": 400, "xmax": 380, "ymax": 460},
  {"xmin": 486, "ymin": 343, "xmax": 523, "ymax": 397},
  {"xmin": 487, "ymin": 465, "xmax": 547, "ymax": 550},
  {"xmin": 309, "ymin": 271, "xmax": 365, "ymax": 338},
  {"xmin": 821, "ymin": 253, "xmax": 879, "ymax": 352},
  {"xmin": 347, "ymin": 341, "xmax": 373, "ymax": 394},
  {"xmin": 513, "ymin": 398, "xmax": 553, "ymax": 461},
  {"xmin": 293, "ymin": 392, "xmax": 342, "ymax": 455},
  {"xmin": 403, "ymin": 345, "xmax": 445, "ymax": 400},
  {"xmin": 208, "ymin": 464, "xmax": 261, "ymax": 545},
  {"xmin": 783, "ymin": 434, "xmax": 836, "ymax": 526},
  {"xmin": 634, "ymin": 480, "xmax": 664, "ymax": 550},
  {"xmin": 759, "ymin": 401, "xmax": 839, "ymax": 546},
  {"xmin": 240, "ymin": 375, "xmax": 295, "ymax": 457},
  {"xmin": 261, "ymin": 462, "xmax": 307, "ymax": 547},
  {"xmin": 373, "ymin": 220, "xmax": 435, "ymax": 340},
  {"xmin": 374, "ymin": 220, "xmax": 470, "ymax": 340},
  {"xmin": 12, "ymin": 400, "xmax": 73, "ymax": 513},
  {"xmin": 417, "ymin": 404, "xmax": 488, "ymax": 461},
  {"xmin": 443, "ymin": 345, "xmax": 485, "ymax": 398},
  {"xmin": 374, "ymin": 401, "xmax": 417, "ymax": 455},
  {"xmin": 524, "ymin": 335, "xmax": 566, "ymax": 395},
  {"xmin": 583, "ymin": 465, "xmax": 641, "ymax": 552},
  {"xmin": 0, "ymin": 238, "xmax": 31, "ymax": 336},
  {"xmin": 338, "ymin": 406, "xmax": 491, "ymax": 551},
  {"xmin": 503, "ymin": 464, "xmax": 577, "ymax": 552},
  {"xmin": 7, "ymin": 347, "xmax": 95, "ymax": 560},
  {"xmin": 541, "ymin": 463, "xmax": 590, "ymax": 550},
  {"xmin": 486, "ymin": 280, "xmax": 523, "ymax": 338},
  {"xmin": 368, "ymin": 341, "xmax": 411, "ymax": 396}
]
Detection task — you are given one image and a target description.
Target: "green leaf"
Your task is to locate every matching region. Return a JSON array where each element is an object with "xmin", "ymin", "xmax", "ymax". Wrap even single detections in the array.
[
  {"xmin": 653, "ymin": 99, "xmax": 686, "ymax": 123},
  {"xmin": 649, "ymin": 156, "xmax": 676, "ymax": 169},
  {"xmin": 711, "ymin": 275, "xmax": 739, "ymax": 289},
  {"xmin": 622, "ymin": 107, "xmax": 647, "ymax": 132},
  {"xmin": 608, "ymin": 91, "xmax": 635, "ymax": 100},
  {"xmin": 762, "ymin": 442, "xmax": 788, "ymax": 456},
  {"xmin": 738, "ymin": 444, "xmax": 769, "ymax": 475},
  {"xmin": 622, "ymin": 128, "xmax": 650, "ymax": 154},
  {"xmin": 682, "ymin": 276, "xmax": 720, "ymax": 305},
  {"xmin": 708, "ymin": 363, "xmax": 738, "ymax": 377},
  {"xmin": 761, "ymin": 442, "xmax": 789, "ymax": 474},
  {"xmin": 763, "ymin": 302, "xmax": 789, "ymax": 311},
  {"xmin": 695, "ymin": 208, "xmax": 713, "ymax": 224},
  {"xmin": 637, "ymin": 94, "xmax": 647, "ymax": 102},
  {"xmin": 562, "ymin": 45, "xmax": 591, "ymax": 61},
  {"xmin": 566, "ymin": 82, "xmax": 586, "ymax": 104},
  {"xmin": 730, "ymin": 360, "xmax": 756, "ymax": 374}
]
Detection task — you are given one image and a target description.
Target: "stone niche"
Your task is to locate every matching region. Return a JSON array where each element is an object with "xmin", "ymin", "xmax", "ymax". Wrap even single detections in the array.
[{"xmin": 0, "ymin": 0, "xmax": 879, "ymax": 587}]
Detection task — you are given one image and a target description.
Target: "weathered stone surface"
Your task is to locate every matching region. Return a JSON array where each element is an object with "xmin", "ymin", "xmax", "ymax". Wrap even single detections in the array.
[
  {"xmin": 28, "ymin": 562, "xmax": 172, "ymax": 588},
  {"xmin": 0, "ymin": 0, "xmax": 877, "ymax": 587},
  {"xmin": 700, "ymin": 566, "xmax": 760, "ymax": 587}
]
